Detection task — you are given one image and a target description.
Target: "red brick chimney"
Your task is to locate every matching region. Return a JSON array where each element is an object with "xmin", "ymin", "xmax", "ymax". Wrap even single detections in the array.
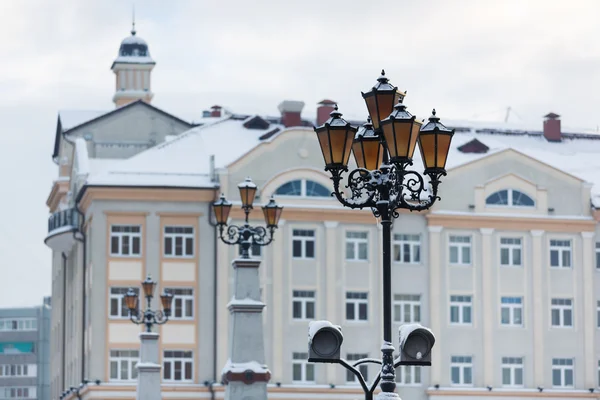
[
  {"xmin": 278, "ymin": 100, "xmax": 305, "ymax": 127},
  {"xmin": 317, "ymin": 99, "xmax": 336, "ymax": 126},
  {"xmin": 210, "ymin": 105, "xmax": 222, "ymax": 118},
  {"xmin": 543, "ymin": 112, "xmax": 561, "ymax": 142}
]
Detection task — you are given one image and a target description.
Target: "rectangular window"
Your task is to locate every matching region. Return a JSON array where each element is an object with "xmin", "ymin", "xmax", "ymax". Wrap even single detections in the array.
[
  {"xmin": 110, "ymin": 225, "xmax": 141, "ymax": 257},
  {"xmin": 500, "ymin": 238, "xmax": 522, "ymax": 267},
  {"xmin": 165, "ymin": 288, "xmax": 194, "ymax": 319},
  {"xmin": 292, "ymin": 290, "xmax": 315, "ymax": 320},
  {"xmin": 597, "ymin": 301, "xmax": 600, "ymax": 329},
  {"xmin": 346, "ymin": 353, "xmax": 369, "ymax": 383},
  {"xmin": 109, "ymin": 287, "xmax": 139, "ymax": 318},
  {"xmin": 0, "ymin": 319, "xmax": 37, "ymax": 332},
  {"xmin": 163, "ymin": 350, "xmax": 193, "ymax": 382},
  {"xmin": 549, "ymin": 239, "xmax": 571, "ymax": 268},
  {"xmin": 596, "ymin": 242, "xmax": 600, "ymax": 269},
  {"xmin": 397, "ymin": 365, "xmax": 422, "ymax": 386},
  {"xmin": 393, "ymin": 294, "xmax": 421, "ymax": 323},
  {"xmin": 109, "ymin": 350, "xmax": 139, "ymax": 381},
  {"xmin": 450, "ymin": 356, "xmax": 473, "ymax": 386},
  {"xmin": 501, "ymin": 357, "xmax": 524, "ymax": 387},
  {"xmin": 164, "ymin": 226, "xmax": 195, "ymax": 258},
  {"xmin": 292, "ymin": 352, "xmax": 314, "ymax": 383},
  {"xmin": 552, "ymin": 358, "xmax": 574, "ymax": 388},
  {"xmin": 450, "ymin": 295, "xmax": 472, "ymax": 325},
  {"xmin": 346, "ymin": 232, "xmax": 369, "ymax": 261},
  {"xmin": 449, "ymin": 236, "xmax": 471, "ymax": 265},
  {"xmin": 500, "ymin": 297, "xmax": 523, "ymax": 326},
  {"xmin": 551, "ymin": 298, "xmax": 573, "ymax": 327},
  {"xmin": 0, "ymin": 364, "xmax": 36, "ymax": 377},
  {"xmin": 238, "ymin": 243, "xmax": 262, "ymax": 258},
  {"xmin": 292, "ymin": 229, "xmax": 315, "ymax": 259},
  {"xmin": 346, "ymin": 292, "xmax": 368, "ymax": 321},
  {"xmin": 1, "ymin": 387, "xmax": 35, "ymax": 399},
  {"xmin": 393, "ymin": 234, "xmax": 421, "ymax": 264}
]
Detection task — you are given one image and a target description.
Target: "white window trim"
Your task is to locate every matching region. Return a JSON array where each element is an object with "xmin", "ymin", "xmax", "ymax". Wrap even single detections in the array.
[
  {"xmin": 449, "ymin": 295, "xmax": 473, "ymax": 325},
  {"xmin": 393, "ymin": 294, "xmax": 421, "ymax": 324},
  {"xmin": 499, "ymin": 237, "xmax": 523, "ymax": 267},
  {"xmin": 109, "ymin": 287, "xmax": 139, "ymax": 320},
  {"xmin": 0, "ymin": 318, "xmax": 37, "ymax": 332},
  {"xmin": 595, "ymin": 242, "xmax": 600, "ymax": 270},
  {"xmin": 109, "ymin": 350, "xmax": 139, "ymax": 382},
  {"xmin": 346, "ymin": 353, "xmax": 369, "ymax": 384},
  {"xmin": 274, "ymin": 179, "xmax": 331, "ymax": 198},
  {"xmin": 448, "ymin": 235, "xmax": 472, "ymax": 266},
  {"xmin": 292, "ymin": 353, "xmax": 315, "ymax": 383},
  {"xmin": 501, "ymin": 359, "xmax": 524, "ymax": 388},
  {"xmin": 163, "ymin": 226, "xmax": 195, "ymax": 258},
  {"xmin": 552, "ymin": 359, "xmax": 574, "ymax": 388},
  {"xmin": 551, "ymin": 298, "xmax": 574, "ymax": 328},
  {"xmin": 110, "ymin": 225, "xmax": 142, "ymax": 258},
  {"xmin": 450, "ymin": 357, "xmax": 473, "ymax": 386},
  {"xmin": 500, "ymin": 297, "xmax": 523, "ymax": 327},
  {"xmin": 163, "ymin": 351, "xmax": 194, "ymax": 383},
  {"xmin": 292, "ymin": 229, "xmax": 316, "ymax": 260},
  {"xmin": 397, "ymin": 365, "xmax": 422, "ymax": 386},
  {"xmin": 393, "ymin": 234, "xmax": 421, "ymax": 264},
  {"xmin": 346, "ymin": 231, "xmax": 369, "ymax": 262},
  {"xmin": 485, "ymin": 188, "xmax": 536, "ymax": 208},
  {"xmin": 346, "ymin": 292, "xmax": 369, "ymax": 322},
  {"xmin": 0, "ymin": 364, "xmax": 36, "ymax": 378},
  {"xmin": 292, "ymin": 290, "xmax": 316, "ymax": 321},
  {"xmin": 549, "ymin": 239, "xmax": 572, "ymax": 269},
  {"xmin": 166, "ymin": 288, "xmax": 194, "ymax": 320}
]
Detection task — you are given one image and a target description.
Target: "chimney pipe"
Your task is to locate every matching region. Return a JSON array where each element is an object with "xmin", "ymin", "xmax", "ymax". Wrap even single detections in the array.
[
  {"xmin": 316, "ymin": 99, "xmax": 336, "ymax": 126},
  {"xmin": 278, "ymin": 100, "xmax": 305, "ymax": 128},
  {"xmin": 543, "ymin": 112, "xmax": 561, "ymax": 142},
  {"xmin": 210, "ymin": 105, "xmax": 222, "ymax": 118}
]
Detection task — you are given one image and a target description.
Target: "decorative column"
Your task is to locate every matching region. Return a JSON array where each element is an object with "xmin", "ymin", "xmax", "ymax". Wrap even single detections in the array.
[
  {"xmin": 530, "ymin": 230, "xmax": 545, "ymax": 386},
  {"xmin": 479, "ymin": 228, "xmax": 494, "ymax": 386},
  {"xmin": 580, "ymin": 231, "xmax": 596, "ymax": 387},
  {"xmin": 427, "ymin": 225, "xmax": 443, "ymax": 384},
  {"xmin": 222, "ymin": 258, "xmax": 270, "ymax": 400},
  {"xmin": 324, "ymin": 221, "xmax": 339, "ymax": 383},
  {"xmin": 136, "ymin": 332, "xmax": 162, "ymax": 400}
]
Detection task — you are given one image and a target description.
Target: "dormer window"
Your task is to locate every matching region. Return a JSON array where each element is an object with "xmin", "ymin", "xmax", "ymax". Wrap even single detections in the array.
[
  {"xmin": 486, "ymin": 189, "xmax": 535, "ymax": 207},
  {"xmin": 275, "ymin": 179, "xmax": 330, "ymax": 198}
]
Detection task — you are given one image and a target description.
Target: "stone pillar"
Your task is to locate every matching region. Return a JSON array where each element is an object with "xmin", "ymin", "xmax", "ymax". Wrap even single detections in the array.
[
  {"xmin": 427, "ymin": 226, "xmax": 443, "ymax": 384},
  {"xmin": 222, "ymin": 258, "xmax": 270, "ymax": 400},
  {"xmin": 479, "ymin": 228, "xmax": 494, "ymax": 385},
  {"xmin": 530, "ymin": 230, "xmax": 545, "ymax": 386},
  {"xmin": 324, "ymin": 221, "xmax": 339, "ymax": 383},
  {"xmin": 136, "ymin": 332, "xmax": 161, "ymax": 400},
  {"xmin": 580, "ymin": 231, "xmax": 596, "ymax": 387}
]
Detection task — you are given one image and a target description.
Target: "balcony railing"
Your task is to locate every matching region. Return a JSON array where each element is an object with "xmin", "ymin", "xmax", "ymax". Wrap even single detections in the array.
[
  {"xmin": 47, "ymin": 208, "xmax": 79, "ymax": 234},
  {"xmin": 45, "ymin": 208, "xmax": 79, "ymax": 252}
]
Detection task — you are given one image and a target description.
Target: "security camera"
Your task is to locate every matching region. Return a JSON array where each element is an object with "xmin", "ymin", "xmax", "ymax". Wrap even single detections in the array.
[
  {"xmin": 308, "ymin": 320, "xmax": 343, "ymax": 363},
  {"xmin": 398, "ymin": 323, "xmax": 435, "ymax": 366}
]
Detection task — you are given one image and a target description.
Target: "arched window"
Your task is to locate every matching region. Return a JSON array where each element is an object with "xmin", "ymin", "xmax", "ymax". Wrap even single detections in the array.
[
  {"xmin": 275, "ymin": 179, "xmax": 330, "ymax": 198},
  {"xmin": 486, "ymin": 189, "xmax": 535, "ymax": 207}
]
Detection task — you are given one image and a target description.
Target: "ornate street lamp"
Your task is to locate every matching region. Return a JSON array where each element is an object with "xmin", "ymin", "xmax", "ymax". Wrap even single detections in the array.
[
  {"xmin": 212, "ymin": 177, "xmax": 283, "ymax": 258},
  {"xmin": 124, "ymin": 275, "xmax": 173, "ymax": 332},
  {"xmin": 313, "ymin": 71, "xmax": 454, "ymax": 400}
]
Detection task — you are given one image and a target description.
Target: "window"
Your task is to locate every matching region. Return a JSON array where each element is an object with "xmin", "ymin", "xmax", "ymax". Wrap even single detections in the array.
[
  {"xmin": 597, "ymin": 301, "xmax": 600, "ymax": 329},
  {"xmin": 551, "ymin": 298, "xmax": 573, "ymax": 327},
  {"xmin": 393, "ymin": 294, "xmax": 421, "ymax": 323},
  {"xmin": 502, "ymin": 357, "xmax": 524, "ymax": 387},
  {"xmin": 500, "ymin": 297, "xmax": 523, "ymax": 326},
  {"xmin": 346, "ymin": 292, "xmax": 368, "ymax": 321},
  {"xmin": 109, "ymin": 287, "xmax": 139, "ymax": 318},
  {"xmin": 292, "ymin": 290, "xmax": 315, "ymax": 320},
  {"xmin": 165, "ymin": 288, "xmax": 194, "ymax": 319},
  {"xmin": 164, "ymin": 226, "xmax": 194, "ymax": 257},
  {"xmin": 450, "ymin": 295, "xmax": 472, "ymax": 325},
  {"xmin": 596, "ymin": 242, "xmax": 600, "ymax": 269},
  {"xmin": 346, "ymin": 353, "xmax": 368, "ymax": 383},
  {"xmin": 238, "ymin": 243, "xmax": 262, "ymax": 258},
  {"xmin": 500, "ymin": 238, "xmax": 522, "ymax": 267},
  {"xmin": 292, "ymin": 352, "xmax": 314, "ymax": 383},
  {"xmin": 486, "ymin": 189, "xmax": 535, "ymax": 207},
  {"xmin": 393, "ymin": 234, "xmax": 421, "ymax": 264},
  {"xmin": 346, "ymin": 232, "xmax": 368, "ymax": 261},
  {"xmin": 449, "ymin": 236, "xmax": 471, "ymax": 265},
  {"xmin": 163, "ymin": 350, "xmax": 193, "ymax": 382},
  {"xmin": 1, "ymin": 387, "xmax": 35, "ymax": 399},
  {"xmin": 110, "ymin": 225, "xmax": 141, "ymax": 257},
  {"xmin": 109, "ymin": 350, "xmax": 139, "ymax": 381},
  {"xmin": 552, "ymin": 358, "xmax": 574, "ymax": 388},
  {"xmin": 292, "ymin": 229, "xmax": 315, "ymax": 259},
  {"xmin": 0, "ymin": 319, "xmax": 37, "ymax": 332},
  {"xmin": 450, "ymin": 356, "xmax": 473, "ymax": 386},
  {"xmin": 275, "ymin": 179, "xmax": 330, "ymax": 197},
  {"xmin": 550, "ymin": 239, "xmax": 571, "ymax": 268},
  {"xmin": 0, "ymin": 365, "xmax": 36, "ymax": 378},
  {"xmin": 397, "ymin": 365, "xmax": 422, "ymax": 386}
]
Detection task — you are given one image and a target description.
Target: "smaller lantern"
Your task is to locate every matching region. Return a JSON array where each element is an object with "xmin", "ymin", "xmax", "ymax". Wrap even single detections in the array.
[
  {"xmin": 160, "ymin": 291, "xmax": 173, "ymax": 315},
  {"xmin": 417, "ymin": 109, "xmax": 455, "ymax": 173},
  {"xmin": 212, "ymin": 193, "xmax": 233, "ymax": 225},
  {"xmin": 124, "ymin": 288, "xmax": 139, "ymax": 313},
  {"xmin": 380, "ymin": 102, "xmax": 422, "ymax": 164},
  {"xmin": 352, "ymin": 117, "xmax": 383, "ymax": 171},
  {"xmin": 361, "ymin": 70, "xmax": 401, "ymax": 130},
  {"xmin": 238, "ymin": 177, "xmax": 258, "ymax": 208},
  {"xmin": 262, "ymin": 196, "xmax": 284, "ymax": 228},
  {"xmin": 141, "ymin": 275, "xmax": 156, "ymax": 298},
  {"xmin": 314, "ymin": 105, "xmax": 358, "ymax": 171}
]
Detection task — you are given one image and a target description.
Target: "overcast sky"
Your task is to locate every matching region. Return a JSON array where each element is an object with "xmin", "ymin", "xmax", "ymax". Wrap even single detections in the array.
[{"xmin": 1, "ymin": 0, "xmax": 599, "ymax": 307}]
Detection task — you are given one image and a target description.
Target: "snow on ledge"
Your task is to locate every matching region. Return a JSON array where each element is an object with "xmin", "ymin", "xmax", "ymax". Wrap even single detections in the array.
[
  {"xmin": 221, "ymin": 359, "xmax": 270, "ymax": 375},
  {"xmin": 308, "ymin": 320, "xmax": 342, "ymax": 344},
  {"xmin": 226, "ymin": 297, "xmax": 265, "ymax": 308},
  {"xmin": 74, "ymin": 137, "xmax": 90, "ymax": 176}
]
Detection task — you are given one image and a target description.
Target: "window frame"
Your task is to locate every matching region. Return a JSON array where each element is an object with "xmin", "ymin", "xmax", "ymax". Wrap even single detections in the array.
[
  {"xmin": 238, "ymin": 242, "xmax": 262, "ymax": 258},
  {"xmin": 292, "ymin": 352, "xmax": 315, "ymax": 383},
  {"xmin": 274, "ymin": 179, "xmax": 331, "ymax": 198},
  {"xmin": 449, "ymin": 295, "xmax": 473, "ymax": 325},
  {"xmin": 109, "ymin": 349, "xmax": 139, "ymax": 382},
  {"xmin": 393, "ymin": 234, "xmax": 421, "ymax": 264},
  {"xmin": 397, "ymin": 365, "xmax": 422, "ymax": 386},
  {"xmin": 501, "ymin": 357, "xmax": 524, "ymax": 387},
  {"xmin": 292, "ymin": 229, "xmax": 316, "ymax": 259},
  {"xmin": 346, "ymin": 292, "xmax": 369, "ymax": 322},
  {"xmin": 346, "ymin": 353, "xmax": 369, "ymax": 384},
  {"xmin": 499, "ymin": 237, "xmax": 522, "ymax": 267},
  {"xmin": 393, "ymin": 294, "xmax": 421, "ymax": 324},
  {"xmin": 450, "ymin": 356, "xmax": 473, "ymax": 386},
  {"xmin": 551, "ymin": 358, "xmax": 574, "ymax": 388},
  {"xmin": 163, "ymin": 350, "xmax": 194, "ymax": 383},
  {"xmin": 292, "ymin": 290, "xmax": 316, "ymax": 321},
  {"xmin": 550, "ymin": 298, "xmax": 573, "ymax": 328},
  {"xmin": 109, "ymin": 287, "xmax": 139, "ymax": 319},
  {"xmin": 345, "ymin": 231, "xmax": 369, "ymax": 262},
  {"xmin": 549, "ymin": 239, "xmax": 572, "ymax": 269},
  {"xmin": 110, "ymin": 225, "xmax": 142, "ymax": 257},
  {"xmin": 165, "ymin": 288, "xmax": 194, "ymax": 320},
  {"xmin": 500, "ymin": 296, "xmax": 523, "ymax": 327},
  {"xmin": 163, "ymin": 226, "xmax": 195, "ymax": 258},
  {"xmin": 485, "ymin": 189, "xmax": 535, "ymax": 208},
  {"xmin": 448, "ymin": 235, "xmax": 472, "ymax": 266},
  {"xmin": 595, "ymin": 242, "xmax": 600, "ymax": 270}
]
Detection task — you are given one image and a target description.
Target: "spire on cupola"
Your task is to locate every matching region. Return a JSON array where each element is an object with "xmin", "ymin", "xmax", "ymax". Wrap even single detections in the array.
[{"xmin": 111, "ymin": 11, "xmax": 156, "ymax": 108}]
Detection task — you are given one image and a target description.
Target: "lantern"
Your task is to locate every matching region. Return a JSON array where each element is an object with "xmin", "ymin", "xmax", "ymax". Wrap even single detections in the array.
[
  {"xmin": 380, "ymin": 102, "xmax": 422, "ymax": 163},
  {"xmin": 262, "ymin": 196, "xmax": 284, "ymax": 228},
  {"xmin": 417, "ymin": 109, "xmax": 455, "ymax": 173},
  {"xmin": 314, "ymin": 105, "xmax": 358, "ymax": 171},
  {"xmin": 352, "ymin": 117, "xmax": 383, "ymax": 171}
]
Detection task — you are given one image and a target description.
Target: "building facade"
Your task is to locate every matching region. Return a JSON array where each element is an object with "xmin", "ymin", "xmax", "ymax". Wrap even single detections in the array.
[
  {"xmin": 45, "ymin": 27, "xmax": 600, "ymax": 400},
  {"xmin": 0, "ymin": 298, "xmax": 51, "ymax": 400}
]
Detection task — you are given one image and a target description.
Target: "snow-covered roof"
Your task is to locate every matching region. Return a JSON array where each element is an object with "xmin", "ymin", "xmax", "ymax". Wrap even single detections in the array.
[
  {"xmin": 59, "ymin": 110, "xmax": 107, "ymax": 132},
  {"xmin": 113, "ymin": 55, "xmax": 155, "ymax": 64}
]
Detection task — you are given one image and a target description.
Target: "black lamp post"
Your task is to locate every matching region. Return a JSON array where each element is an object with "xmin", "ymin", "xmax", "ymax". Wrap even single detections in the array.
[
  {"xmin": 124, "ymin": 275, "xmax": 173, "ymax": 332},
  {"xmin": 60, "ymin": 379, "xmax": 101, "ymax": 400},
  {"xmin": 312, "ymin": 70, "xmax": 454, "ymax": 399},
  {"xmin": 212, "ymin": 177, "xmax": 283, "ymax": 257}
]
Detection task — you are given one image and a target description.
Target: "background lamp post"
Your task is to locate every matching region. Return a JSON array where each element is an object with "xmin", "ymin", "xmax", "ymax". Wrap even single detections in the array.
[
  {"xmin": 312, "ymin": 70, "xmax": 454, "ymax": 400},
  {"xmin": 125, "ymin": 275, "xmax": 173, "ymax": 332},
  {"xmin": 212, "ymin": 177, "xmax": 283, "ymax": 258}
]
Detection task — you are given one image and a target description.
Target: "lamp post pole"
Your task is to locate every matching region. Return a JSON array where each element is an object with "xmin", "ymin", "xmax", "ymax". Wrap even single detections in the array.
[
  {"xmin": 124, "ymin": 275, "xmax": 173, "ymax": 400},
  {"xmin": 212, "ymin": 177, "xmax": 283, "ymax": 400},
  {"xmin": 312, "ymin": 70, "xmax": 455, "ymax": 400}
]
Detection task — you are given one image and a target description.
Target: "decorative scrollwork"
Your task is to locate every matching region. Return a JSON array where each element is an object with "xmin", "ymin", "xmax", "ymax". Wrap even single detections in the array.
[
  {"xmin": 218, "ymin": 222, "xmax": 276, "ymax": 258},
  {"xmin": 129, "ymin": 308, "xmax": 169, "ymax": 332}
]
